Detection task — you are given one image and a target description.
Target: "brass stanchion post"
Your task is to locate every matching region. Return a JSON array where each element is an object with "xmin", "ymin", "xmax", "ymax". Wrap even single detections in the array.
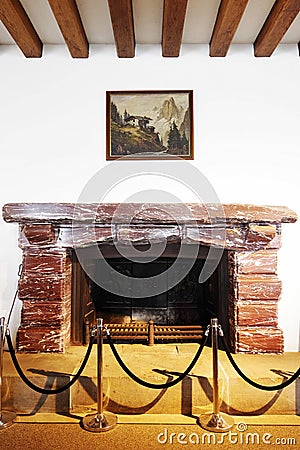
[
  {"xmin": 198, "ymin": 318, "xmax": 234, "ymax": 432},
  {"xmin": 82, "ymin": 318, "xmax": 117, "ymax": 432},
  {"xmin": 148, "ymin": 319, "xmax": 154, "ymax": 346},
  {"xmin": 0, "ymin": 317, "xmax": 16, "ymax": 430}
]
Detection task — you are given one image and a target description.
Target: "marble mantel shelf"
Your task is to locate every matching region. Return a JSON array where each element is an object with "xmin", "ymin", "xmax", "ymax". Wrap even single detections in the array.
[{"xmin": 2, "ymin": 203, "xmax": 298, "ymax": 225}]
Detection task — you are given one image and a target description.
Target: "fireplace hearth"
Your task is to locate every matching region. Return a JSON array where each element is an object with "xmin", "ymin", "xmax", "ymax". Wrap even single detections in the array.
[{"xmin": 2, "ymin": 202, "xmax": 297, "ymax": 354}]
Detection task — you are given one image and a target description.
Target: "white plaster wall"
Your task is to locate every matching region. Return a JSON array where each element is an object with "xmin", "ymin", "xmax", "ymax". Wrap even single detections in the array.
[{"xmin": 0, "ymin": 44, "xmax": 299, "ymax": 351}]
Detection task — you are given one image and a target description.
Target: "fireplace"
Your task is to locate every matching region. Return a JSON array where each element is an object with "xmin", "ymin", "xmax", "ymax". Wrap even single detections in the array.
[
  {"xmin": 74, "ymin": 243, "xmax": 229, "ymax": 341},
  {"xmin": 2, "ymin": 203, "xmax": 297, "ymax": 354}
]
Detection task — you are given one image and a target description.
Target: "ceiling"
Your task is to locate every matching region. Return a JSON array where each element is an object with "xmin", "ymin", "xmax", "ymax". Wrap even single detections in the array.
[{"xmin": 0, "ymin": 0, "xmax": 299, "ymax": 58}]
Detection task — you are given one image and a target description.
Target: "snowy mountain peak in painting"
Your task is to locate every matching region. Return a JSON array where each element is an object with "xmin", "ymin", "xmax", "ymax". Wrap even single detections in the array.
[
  {"xmin": 153, "ymin": 97, "xmax": 186, "ymax": 146},
  {"xmin": 157, "ymin": 97, "xmax": 184, "ymax": 122}
]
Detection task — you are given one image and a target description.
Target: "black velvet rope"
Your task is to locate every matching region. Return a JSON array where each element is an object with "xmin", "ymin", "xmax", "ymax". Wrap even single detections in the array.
[
  {"xmin": 6, "ymin": 331, "xmax": 94, "ymax": 395},
  {"xmin": 106, "ymin": 331, "xmax": 209, "ymax": 389},
  {"xmin": 221, "ymin": 333, "xmax": 300, "ymax": 391}
]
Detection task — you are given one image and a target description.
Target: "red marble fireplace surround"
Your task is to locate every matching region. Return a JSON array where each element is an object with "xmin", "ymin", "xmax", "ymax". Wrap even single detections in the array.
[{"xmin": 2, "ymin": 203, "xmax": 297, "ymax": 354}]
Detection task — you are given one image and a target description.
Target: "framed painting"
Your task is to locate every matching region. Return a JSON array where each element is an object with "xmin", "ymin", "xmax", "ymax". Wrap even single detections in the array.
[{"xmin": 106, "ymin": 90, "xmax": 193, "ymax": 160}]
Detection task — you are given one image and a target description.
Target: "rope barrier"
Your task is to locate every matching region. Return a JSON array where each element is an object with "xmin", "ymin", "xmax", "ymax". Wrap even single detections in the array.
[
  {"xmin": 6, "ymin": 264, "xmax": 22, "ymax": 328},
  {"xmin": 5, "ymin": 314, "xmax": 300, "ymax": 400},
  {"xmin": 220, "ymin": 331, "xmax": 300, "ymax": 392},
  {"xmin": 106, "ymin": 326, "xmax": 209, "ymax": 389},
  {"xmin": 6, "ymin": 330, "xmax": 94, "ymax": 395}
]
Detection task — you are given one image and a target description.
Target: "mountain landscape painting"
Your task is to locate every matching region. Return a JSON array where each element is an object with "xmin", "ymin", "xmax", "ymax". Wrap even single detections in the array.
[{"xmin": 106, "ymin": 91, "xmax": 193, "ymax": 160}]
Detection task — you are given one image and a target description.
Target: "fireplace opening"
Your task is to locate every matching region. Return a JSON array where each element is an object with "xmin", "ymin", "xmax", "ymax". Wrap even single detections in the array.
[{"xmin": 71, "ymin": 243, "xmax": 229, "ymax": 344}]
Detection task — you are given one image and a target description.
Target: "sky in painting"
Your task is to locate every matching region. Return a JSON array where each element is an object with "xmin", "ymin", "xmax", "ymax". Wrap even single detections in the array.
[{"xmin": 110, "ymin": 92, "xmax": 189, "ymax": 117}]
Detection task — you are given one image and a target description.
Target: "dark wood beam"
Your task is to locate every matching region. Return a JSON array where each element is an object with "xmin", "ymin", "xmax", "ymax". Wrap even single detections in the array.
[
  {"xmin": 210, "ymin": 0, "xmax": 249, "ymax": 57},
  {"xmin": 162, "ymin": 0, "xmax": 188, "ymax": 57},
  {"xmin": 254, "ymin": 0, "xmax": 300, "ymax": 57},
  {"xmin": 0, "ymin": 0, "xmax": 42, "ymax": 57},
  {"xmin": 48, "ymin": 0, "xmax": 88, "ymax": 58},
  {"xmin": 107, "ymin": 0, "xmax": 135, "ymax": 58}
]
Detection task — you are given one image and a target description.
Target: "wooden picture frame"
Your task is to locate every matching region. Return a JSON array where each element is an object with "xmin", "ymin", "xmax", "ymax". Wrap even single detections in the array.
[{"xmin": 106, "ymin": 90, "xmax": 193, "ymax": 160}]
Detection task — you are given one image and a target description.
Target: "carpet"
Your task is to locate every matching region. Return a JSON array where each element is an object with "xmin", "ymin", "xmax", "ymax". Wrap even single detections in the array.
[{"xmin": 1, "ymin": 420, "xmax": 300, "ymax": 450}]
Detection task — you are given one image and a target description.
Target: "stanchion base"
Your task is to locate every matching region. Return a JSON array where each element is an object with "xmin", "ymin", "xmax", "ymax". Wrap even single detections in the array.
[
  {"xmin": 82, "ymin": 412, "xmax": 117, "ymax": 433},
  {"xmin": 0, "ymin": 410, "xmax": 17, "ymax": 430},
  {"xmin": 198, "ymin": 412, "xmax": 234, "ymax": 433}
]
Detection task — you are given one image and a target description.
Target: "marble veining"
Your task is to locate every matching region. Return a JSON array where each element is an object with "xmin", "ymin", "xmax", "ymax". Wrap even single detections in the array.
[{"xmin": 2, "ymin": 203, "xmax": 297, "ymax": 224}]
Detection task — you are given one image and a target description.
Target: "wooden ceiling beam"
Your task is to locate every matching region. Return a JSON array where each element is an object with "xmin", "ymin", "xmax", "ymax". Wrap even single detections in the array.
[
  {"xmin": 107, "ymin": 0, "xmax": 135, "ymax": 58},
  {"xmin": 0, "ymin": 0, "xmax": 42, "ymax": 57},
  {"xmin": 48, "ymin": 0, "xmax": 88, "ymax": 58},
  {"xmin": 210, "ymin": 0, "xmax": 249, "ymax": 57},
  {"xmin": 162, "ymin": 0, "xmax": 188, "ymax": 57},
  {"xmin": 254, "ymin": 0, "xmax": 300, "ymax": 57}
]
